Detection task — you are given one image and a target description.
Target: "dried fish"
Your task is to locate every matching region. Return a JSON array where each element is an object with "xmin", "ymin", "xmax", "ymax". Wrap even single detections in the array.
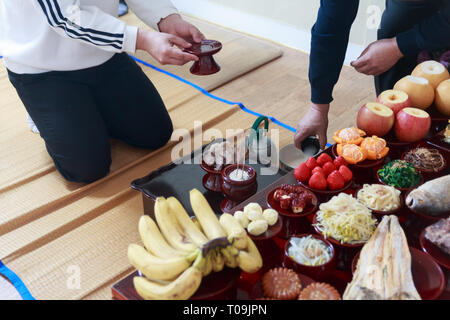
[{"xmin": 343, "ymin": 216, "xmax": 421, "ymax": 300}]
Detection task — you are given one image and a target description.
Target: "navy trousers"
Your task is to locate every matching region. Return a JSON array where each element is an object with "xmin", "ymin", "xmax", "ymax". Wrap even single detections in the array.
[
  {"xmin": 8, "ymin": 53, "xmax": 173, "ymax": 183},
  {"xmin": 375, "ymin": 0, "xmax": 442, "ymax": 95}
]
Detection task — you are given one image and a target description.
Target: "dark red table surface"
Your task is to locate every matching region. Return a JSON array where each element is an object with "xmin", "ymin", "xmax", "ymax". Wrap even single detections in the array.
[{"xmin": 115, "ymin": 141, "xmax": 449, "ymax": 300}]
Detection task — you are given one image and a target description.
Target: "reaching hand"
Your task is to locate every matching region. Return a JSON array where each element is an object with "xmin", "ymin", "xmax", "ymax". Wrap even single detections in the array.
[
  {"xmin": 158, "ymin": 14, "xmax": 206, "ymax": 43},
  {"xmin": 136, "ymin": 29, "xmax": 199, "ymax": 66},
  {"xmin": 294, "ymin": 104, "xmax": 330, "ymax": 150},
  {"xmin": 350, "ymin": 38, "xmax": 404, "ymax": 76}
]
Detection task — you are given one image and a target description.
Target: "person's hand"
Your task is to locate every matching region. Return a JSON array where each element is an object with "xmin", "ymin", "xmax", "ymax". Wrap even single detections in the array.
[
  {"xmin": 350, "ymin": 38, "xmax": 404, "ymax": 76},
  {"xmin": 158, "ymin": 14, "xmax": 205, "ymax": 43},
  {"xmin": 294, "ymin": 104, "xmax": 330, "ymax": 150},
  {"xmin": 136, "ymin": 29, "xmax": 199, "ymax": 66}
]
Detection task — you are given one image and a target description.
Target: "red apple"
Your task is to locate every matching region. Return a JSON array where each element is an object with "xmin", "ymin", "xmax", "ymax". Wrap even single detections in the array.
[
  {"xmin": 377, "ymin": 89, "xmax": 412, "ymax": 115},
  {"xmin": 394, "ymin": 107, "xmax": 431, "ymax": 142},
  {"xmin": 357, "ymin": 102, "xmax": 394, "ymax": 137},
  {"xmin": 412, "ymin": 60, "xmax": 450, "ymax": 89},
  {"xmin": 394, "ymin": 76, "xmax": 435, "ymax": 110}
]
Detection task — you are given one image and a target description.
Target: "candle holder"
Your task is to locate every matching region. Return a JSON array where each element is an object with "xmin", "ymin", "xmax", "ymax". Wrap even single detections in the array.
[{"xmin": 184, "ymin": 40, "xmax": 222, "ymax": 76}]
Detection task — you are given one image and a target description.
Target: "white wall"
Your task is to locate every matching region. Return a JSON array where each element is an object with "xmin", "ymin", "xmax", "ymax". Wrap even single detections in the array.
[{"xmin": 173, "ymin": 0, "xmax": 386, "ymax": 65}]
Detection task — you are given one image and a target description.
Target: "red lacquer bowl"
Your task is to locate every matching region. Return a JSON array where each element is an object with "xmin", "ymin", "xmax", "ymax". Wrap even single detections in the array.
[
  {"xmin": 200, "ymin": 160, "xmax": 223, "ymax": 175},
  {"xmin": 376, "ymin": 170, "xmax": 424, "ymax": 194},
  {"xmin": 267, "ymin": 187, "xmax": 319, "ymax": 238},
  {"xmin": 282, "ymin": 234, "xmax": 337, "ymax": 281},
  {"xmin": 312, "ymin": 214, "xmax": 367, "ymax": 249},
  {"xmin": 184, "ymin": 40, "xmax": 222, "ymax": 76},
  {"xmin": 420, "ymin": 228, "xmax": 450, "ymax": 270},
  {"xmin": 200, "ymin": 160, "xmax": 224, "ymax": 192},
  {"xmin": 298, "ymin": 179, "xmax": 353, "ymax": 202},
  {"xmin": 351, "ymin": 247, "xmax": 445, "ymax": 300},
  {"xmin": 331, "ymin": 143, "xmax": 386, "ymax": 170},
  {"xmin": 266, "ymin": 187, "xmax": 319, "ymax": 218},
  {"xmin": 354, "ymin": 185, "xmax": 405, "ymax": 220},
  {"xmin": 401, "ymin": 147, "xmax": 447, "ymax": 181}
]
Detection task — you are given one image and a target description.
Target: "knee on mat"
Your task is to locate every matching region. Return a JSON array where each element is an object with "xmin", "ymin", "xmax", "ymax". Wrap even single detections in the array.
[
  {"xmin": 58, "ymin": 156, "xmax": 111, "ymax": 184},
  {"xmin": 132, "ymin": 119, "xmax": 174, "ymax": 150}
]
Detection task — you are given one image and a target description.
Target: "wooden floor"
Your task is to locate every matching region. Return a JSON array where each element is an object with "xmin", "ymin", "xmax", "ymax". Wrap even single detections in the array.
[{"xmin": 0, "ymin": 14, "xmax": 376, "ymax": 300}]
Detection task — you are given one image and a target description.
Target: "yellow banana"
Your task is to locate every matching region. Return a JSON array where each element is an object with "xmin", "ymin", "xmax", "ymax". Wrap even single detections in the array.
[
  {"xmin": 237, "ymin": 236, "xmax": 263, "ymax": 274},
  {"xmin": 154, "ymin": 197, "xmax": 198, "ymax": 253},
  {"xmin": 128, "ymin": 244, "xmax": 194, "ymax": 281},
  {"xmin": 138, "ymin": 215, "xmax": 185, "ymax": 259},
  {"xmin": 202, "ymin": 252, "xmax": 213, "ymax": 277},
  {"xmin": 134, "ymin": 266, "xmax": 203, "ymax": 300},
  {"xmin": 219, "ymin": 213, "xmax": 248, "ymax": 250},
  {"xmin": 221, "ymin": 246, "xmax": 238, "ymax": 269},
  {"xmin": 193, "ymin": 218, "xmax": 204, "ymax": 233},
  {"xmin": 189, "ymin": 189, "xmax": 226, "ymax": 240},
  {"xmin": 212, "ymin": 249, "xmax": 225, "ymax": 273},
  {"xmin": 167, "ymin": 197, "xmax": 209, "ymax": 247}
]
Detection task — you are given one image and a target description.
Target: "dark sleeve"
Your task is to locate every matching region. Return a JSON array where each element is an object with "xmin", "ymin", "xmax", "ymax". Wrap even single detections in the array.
[
  {"xmin": 396, "ymin": 0, "xmax": 450, "ymax": 56},
  {"xmin": 309, "ymin": 0, "xmax": 359, "ymax": 104}
]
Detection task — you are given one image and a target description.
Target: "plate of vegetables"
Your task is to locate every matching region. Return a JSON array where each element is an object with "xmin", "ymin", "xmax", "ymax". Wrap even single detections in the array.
[{"xmin": 377, "ymin": 160, "xmax": 423, "ymax": 192}]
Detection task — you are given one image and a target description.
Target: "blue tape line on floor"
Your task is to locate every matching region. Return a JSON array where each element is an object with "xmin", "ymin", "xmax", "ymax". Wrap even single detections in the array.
[
  {"xmin": 0, "ymin": 55, "xmax": 35, "ymax": 300},
  {"xmin": 129, "ymin": 55, "xmax": 332, "ymax": 148},
  {"xmin": 0, "ymin": 260, "xmax": 35, "ymax": 300},
  {"xmin": 129, "ymin": 55, "xmax": 299, "ymax": 132}
]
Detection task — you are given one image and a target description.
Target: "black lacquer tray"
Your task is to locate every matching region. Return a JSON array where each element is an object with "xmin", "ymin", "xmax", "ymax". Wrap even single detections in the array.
[{"xmin": 131, "ymin": 140, "xmax": 286, "ymax": 217}]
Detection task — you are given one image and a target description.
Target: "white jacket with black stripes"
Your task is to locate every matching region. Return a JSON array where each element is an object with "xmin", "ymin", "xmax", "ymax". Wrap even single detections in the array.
[{"xmin": 0, "ymin": 0, "xmax": 178, "ymax": 74}]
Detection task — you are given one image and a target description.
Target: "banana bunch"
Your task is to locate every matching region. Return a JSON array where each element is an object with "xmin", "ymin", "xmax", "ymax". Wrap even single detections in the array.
[{"xmin": 128, "ymin": 188, "xmax": 263, "ymax": 300}]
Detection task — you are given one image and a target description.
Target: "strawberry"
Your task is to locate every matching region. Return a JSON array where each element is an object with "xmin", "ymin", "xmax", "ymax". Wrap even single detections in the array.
[
  {"xmin": 311, "ymin": 166, "xmax": 325, "ymax": 176},
  {"xmin": 305, "ymin": 157, "xmax": 318, "ymax": 170},
  {"xmin": 322, "ymin": 162, "xmax": 336, "ymax": 177},
  {"xmin": 309, "ymin": 172, "xmax": 327, "ymax": 190},
  {"xmin": 338, "ymin": 165, "xmax": 353, "ymax": 183},
  {"xmin": 327, "ymin": 170, "xmax": 345, "ymax": 190},
  {"xmin": 317, "ymin": 153, "xmax": 333, "ymax": 166},
  {"xmin": 294, "ymin": 163, "xmax": 311, "ymax": 183},
  {"xmin": 333, "ymin": 156, "xmax": 347, "ymax": 169}
]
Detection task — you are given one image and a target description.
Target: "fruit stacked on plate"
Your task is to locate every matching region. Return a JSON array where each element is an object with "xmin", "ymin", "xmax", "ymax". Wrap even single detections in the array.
[
  {"xmin": 127, "ymin": 189, "xmax": 263, "ymax": 300},
  {"xmin": 233, "ymin": 203, "xmax": 279, "ymax": 236},
  {"xmin": 272, "ymin": 184, "xmax": 315, "ymax": 213},
  {"xmin": 294, "ymin": 154, "xmax": 353, "ymax": 190},
  {"xmin": 356, "ymin": 60, "xmax": 450, "ymax": 143},
  {"xmin": 333, "ymin": 127, "xmax": 390, "ymax": 164}
]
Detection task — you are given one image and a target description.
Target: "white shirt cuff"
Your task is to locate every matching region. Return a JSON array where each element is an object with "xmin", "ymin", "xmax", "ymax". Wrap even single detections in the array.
[{"xmin": 123, "ymin": 25, "xmax": 139, "ymax": 54}]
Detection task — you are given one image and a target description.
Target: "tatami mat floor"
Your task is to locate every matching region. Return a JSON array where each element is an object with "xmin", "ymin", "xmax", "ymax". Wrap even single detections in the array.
[{"xmin": 0, "ymin": 12, "xmax": 375, "ymax": 300}]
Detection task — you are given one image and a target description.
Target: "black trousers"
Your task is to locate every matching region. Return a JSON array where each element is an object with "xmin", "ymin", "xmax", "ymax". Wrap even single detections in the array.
[
  {"xmin": 375, "ymin": 0, "xmax": 442, "ymax": 95},
  {"xmin": 8, "ymin": 53, "xmax": 173, "ymax": 183}
]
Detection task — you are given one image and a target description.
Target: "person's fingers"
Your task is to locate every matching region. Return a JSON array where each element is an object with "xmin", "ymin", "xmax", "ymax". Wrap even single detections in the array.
[
  {"xmin": 168, "ymin": 34, "xmax": 192, "ymax": 49},
  {"xmin": 355, "ymin": 64, "xmax": 375, "ymax": 75},
  {"xmin": 167, "ymin": 47, "xmax": 199, "ymax": 62},
  {"xmin": 351, "ymin": 56, "xmax": 369, "ymax": 69},
  {"xmin": 163, "ymin": 57, "xmax": 186, "ymax": 66},
  {"xmin": 318, "ymin": 130, "xmax": 328, "ymax": 150},
  {"xmin": 190, "ymin": 26, "xmax": 206, "ymax": 43},
  {"xmin": 294, "ymin": 129, "xmax": 309, "ymax": 150}
]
